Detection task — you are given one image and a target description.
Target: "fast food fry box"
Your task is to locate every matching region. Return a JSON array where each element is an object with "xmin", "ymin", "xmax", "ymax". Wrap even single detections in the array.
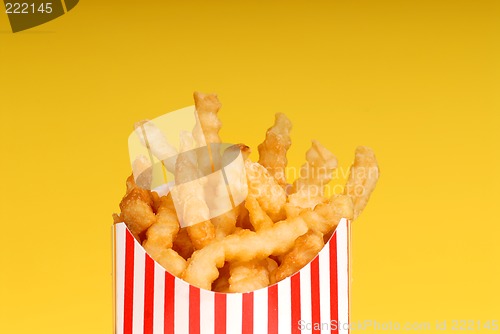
[
  {"xmin": 114, "ymin": 107, "xmax": 352, "ymax": 333},
  {"xmin": 112, "ymin": 219, "xmax": 351, "ymax": 334}
]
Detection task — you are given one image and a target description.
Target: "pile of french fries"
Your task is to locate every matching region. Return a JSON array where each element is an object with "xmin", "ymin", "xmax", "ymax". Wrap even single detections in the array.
[{"xmin": 114, "ymin": 92, "xmax": 379, "ymax": 293}]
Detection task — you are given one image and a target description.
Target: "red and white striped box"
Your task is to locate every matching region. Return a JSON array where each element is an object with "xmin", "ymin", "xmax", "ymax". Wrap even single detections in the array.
[{"xmin": 112, "ymin": 219, "xmax": 351, "ymax": 334}]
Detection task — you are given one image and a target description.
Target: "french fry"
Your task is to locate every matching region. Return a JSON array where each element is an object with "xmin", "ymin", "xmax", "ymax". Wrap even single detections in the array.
[
  {"xmin": 245, "ymin": 195, "xmax": 274, "ymax": 231},
  {"xmin": 182, "ymin": 198, "xmax": 348, "ymax": 290},
  {"xmin": 143, "ymin": 197, "xmax": 180, "ymax": 247},
  {"xmin": 118, "ymin": 179, "xmax": 156, "ymax": 241},
  {"xmin": 245, "ymin": 160, "xmax": 287, "ymax": 221},
  {"xmin": 117, "ymin": 92, "xmax": 380, "ymax": 293},
  {"xmin": 344, "ymin": 146, "xmax": 380, "ymax": 219},
  {"xmin": 292, "ymin": 140, "xmax": 337, "ymax": 198},
  {"xmin": 228, "ymin": 259, "xmax": 271, "ymax": 293},
  {"xmin": 271, "ymin": 230, "xmax": 324, "ymax": 284},
  {"xmin": 258, "ymin": 113, "xmax": 292, "ymax": 187},
  {"xmin": 193, "ymin": 91, "xmax": 222, "ymax": 144},
  {"xmin": 175, "ymin": 132, "xmax": 215, "ymax": 249}
]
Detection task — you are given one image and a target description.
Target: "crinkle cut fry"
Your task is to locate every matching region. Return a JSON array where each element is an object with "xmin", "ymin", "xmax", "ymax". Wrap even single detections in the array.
[
  {"xmin": 207, "ymin": 145, "xmax": 248, "ymax": 239},
  {"xmin": 344, "ymin": 146, "xmax": 379, "ymax": 219},
  {"xmin": 118, "ymin": 175, "xmax": 157, "ymax": 241},
  {"xmin": 143, "ymin": 196, "xmax": 179, "ymax": 249},
  {"xmin": 245, "ymin": 195, "xmax": 273, "ymax": 231},
  {"xmin": 192, "ymin": 91, "xmax": 220, "ymax": 175},
  {"xmin": 182, "ymin": 196, "xmax": 352, "ymax": 290},
  {"xmin": 258, "ymin": 113, "xmax": 292, "ymax": 187},
  {"xmin": 228, "ymin": 259, "xmax": 271, "ymax": 293},
  {"xmin": 271, "ymin": 230, "xmax": 324, "ymax": 284},
  {"xmin": 271, "ymin": 195, "xmax": 353, "ymax": 284},
  {"xmin": 174, "ymin": 133, "xmax": 215, "ymax": 250},
  {"xmin": 142, "ymin": 197, "xmax": 186, "ymax": 276},
  {"xmin": 292, "ymin": 140, "xmax": 338, "ymax": 197},
  {"xmin": 245, "ymin": 160, "xmax": 287, "ymax": 221},
  {"xmin": 193, "ymin": 91, "xmax": 222, "ymax": 145}
]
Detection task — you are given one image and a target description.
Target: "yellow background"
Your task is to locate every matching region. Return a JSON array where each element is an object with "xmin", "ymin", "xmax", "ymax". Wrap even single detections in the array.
[{"xmin": 1, "ymin": 1, "xmax": 499, "ymax": 333}]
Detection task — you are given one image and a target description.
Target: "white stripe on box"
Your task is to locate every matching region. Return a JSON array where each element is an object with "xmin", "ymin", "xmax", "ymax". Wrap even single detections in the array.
[
  {"xmin": 115, "ymin": 225, "xmax": 126, "ymax": 334},
  {"xmin": 153, "ymin": 263, "xmax": 165, "ymax": 334},
  {"xmin": 318, "ymin": 239, "xmax": 331, "ymax": 334},
  {"xmin": 253, "ymin": 288, "xmax": 268, "ymax": 333},
  {"xmin": 336, "ymin": 220, "xmax": 349, "ymax": 334},
  {"xmin": 226, "ymin": 293, "xmax": 243, "ymax": 334},
  {"xmin": 278, "ymin": 278, "xmax": 291, "ymax": 334},
  {"xmin": 133, "ymin": 242, "xmax": 146, "ymax": 334},
  {"xmin": 299, "ymin": 266, "xmax": 312, "ymax": 334},
  {"xmin": 199, "ymin": 288, "xmax": 215, "ymax": 334},
  {"xmin": 174, "ymin": 279, "xmax": 190, "ymax": 334}
]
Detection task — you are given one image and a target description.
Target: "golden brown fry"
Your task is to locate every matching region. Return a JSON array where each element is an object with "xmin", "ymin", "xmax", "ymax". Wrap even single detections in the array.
[
  {"xmin": 193, "ymin": 91, "xmax": 222, "ymax": 144},
  {"xmin": 148, "ymin": 248, "xmax": 187, "ymax": 277},
  {"xmin": 271, "ymin": 230, "xmax": 324, "ymax": 284},
  {"xmin": 301, "ymin": 195, "xmax": 353, "ymax": 235},
  {"xmin": 119, "ymin": 186, "xmax": 156, "ymax": 241},
  {"xmin": 198, "ymin": 143, "xmax": 249, "ymax": 239},
  {"xmin": 293, "ymin": 140, "xmax": 338, "ymax": 197},
  {"xmin": 139, "ymin": 195, "xmax": 186, "ymax": 276},
  {"xmin": 174, "ymin": 133, "xmax": 215, "ymax": 250},
  {"xmin": 258, "ymin": 113, "xmax": 292, "ymax": 186},
  {"xmin": 187, "ymin": 220, "xmax": 215, "ymax": 250},
  {"xmin": 212, "ymin": 211, "xmax": 237, "ymax": 240},
  {"xmin": 283, "ymin": 203, "xmax": 302, "ymax": 219},
  {"xmin": 228, "ymin": 259, "xmax": 271, "ymax": 293},
  {"xmin": 173, "ymin": 227, "xmax": 195, "ymax": 260},
  {"xmin": 143, "ymin": 197, "xmax": 180, "ymax": 250},
  {"xmin": 287, "ymin": 192, "xmax": 327, "ymax": 211},
  {"xmin": 283, "ymin": 191, "xmax": 328, "ymax": 219},
  {"xmin": 182, "ymin": 199, "xmax": 346, "ymax": 290},
  {"xmin": 245, "ymin": 196, "xmax": 273, "ymax": 231},
  {"xmin": 344, "ymin": 146, "xmax": 379, "ymax": 219},
  {"xmin": 245, "ymin": 160, "xmax": 286, "ymax": 221}
]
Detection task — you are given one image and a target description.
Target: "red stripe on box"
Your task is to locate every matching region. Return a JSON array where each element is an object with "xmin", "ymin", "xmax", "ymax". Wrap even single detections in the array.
[
  {"xmin": 290, "ymin": 274, "xmax": 301, "ymax": 334},
  {"xmin": 189, "ymin": 285, "xmax": 200, "ymax": 334},
  {"xmin": 123, "ymin": 232, "xmax": 135, "ymax": 334},
  {"xmin": 143, "ymin": 254, "xmax": 155, "ymax": 334},
  {"xmin": 311, "ymin": 257, "xmax": 321, "ymax": 334},
  {"xmin": 214, "ymin": 293, "xmax": 227, "ymax": 334},
  {"xmin": 330, "ymin": 233, "xmax": 339, "ymax": 334},
  {"xmin": 242, "ymin": 292, "xmax": 254, "ymax": 334},
  {"xmin": 267, "ymin": 284, "xmax": 278, "ymax": 334},
  {"xmin": 164, "ymin": 272, "xmax": 175, "ymax": 333}
]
